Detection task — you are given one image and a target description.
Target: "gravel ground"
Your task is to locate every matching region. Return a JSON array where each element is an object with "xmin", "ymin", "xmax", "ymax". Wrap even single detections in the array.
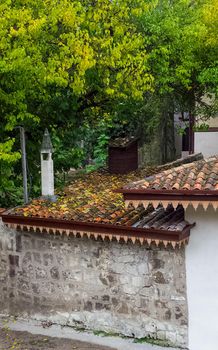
[{"xmin": 0, "ymin": 327, "xmax": 115, "ymax": 350}]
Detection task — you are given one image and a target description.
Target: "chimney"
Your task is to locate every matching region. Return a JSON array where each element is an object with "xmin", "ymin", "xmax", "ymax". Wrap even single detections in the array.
[
  {"xmin": 108, "ymin": 137, "xmax": 138, "ymax": 174},
  {"xmin": 40, "ymin": 129, "xmax": 55, "ymax": 199}
]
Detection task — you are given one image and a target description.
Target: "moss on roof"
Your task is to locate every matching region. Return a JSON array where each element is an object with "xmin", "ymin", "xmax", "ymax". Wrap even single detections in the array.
[{"xmin": 14, "ymin": 167, "xmax": 158, "ymax": 224}]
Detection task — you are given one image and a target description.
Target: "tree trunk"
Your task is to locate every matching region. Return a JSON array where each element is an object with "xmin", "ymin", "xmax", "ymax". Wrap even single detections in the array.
[{"xmin": 159, "ymin": 96, "xmax": 176, "ymax": 164}]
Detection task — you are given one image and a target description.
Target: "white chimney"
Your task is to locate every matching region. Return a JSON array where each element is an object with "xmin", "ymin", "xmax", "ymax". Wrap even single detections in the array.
[{"xmin": 40, "ymin": 129, "xmax": 54, "ymax": 198}]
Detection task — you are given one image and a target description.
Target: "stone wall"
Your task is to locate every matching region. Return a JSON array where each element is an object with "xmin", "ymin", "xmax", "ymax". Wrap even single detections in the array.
[{"xmin": 0, "ymin": 221, "xmax": 188, "ymax": 348}]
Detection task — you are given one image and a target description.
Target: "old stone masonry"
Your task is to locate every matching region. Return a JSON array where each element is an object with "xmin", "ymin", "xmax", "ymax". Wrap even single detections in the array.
[{"xmin": 0, "ymin": 220, "xmax": 188, "ymax": 348}]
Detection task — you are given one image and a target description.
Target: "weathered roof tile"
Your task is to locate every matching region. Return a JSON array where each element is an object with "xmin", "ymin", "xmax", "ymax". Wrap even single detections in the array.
[
  {"xmin": 4, "ymin": 168, "xmax": 192, "ymax": 235},
  {"xmin": 124, "ymin": 157, "xmax": 218, "ymax": 192}
]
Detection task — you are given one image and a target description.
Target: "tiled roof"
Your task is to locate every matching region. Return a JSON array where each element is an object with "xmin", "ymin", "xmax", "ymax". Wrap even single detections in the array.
[
  {"xmin": 4, "ymin": 204, "xmax": 190, "ymax": 232},
  {"xmin": 9, "ymin": 170, "xmax": 188, "ymax": 231},
  {"xmin": 11, "ymin": 155, "xmax": 203, "ymax": 225},
  {"xmin": 2, "ymin": 169, "xmax": 193, "ymax": 247},
  {"xmin": 13, "ymin": 170, "xmax": 156, "ymax": 223},
  {"xmin": 131, "ymin": 204, "xmax": 189, "ymax": 232},
  {"xmin": 124, "ymin": 157, "xmax": 218, "ymax": 192}
]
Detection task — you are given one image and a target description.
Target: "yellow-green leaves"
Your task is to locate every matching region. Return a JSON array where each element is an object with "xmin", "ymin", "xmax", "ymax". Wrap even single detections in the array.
[
  {"xmin": 0, "ymin": 0, "xmax": 153, "ymax": 129},
  {"xmin": 0, "ymin": 0, "xmax": 154, "ymax": 189},
  {"xmin": 0, "ymin": 140, "xmax": 20, "ymax": 163}
]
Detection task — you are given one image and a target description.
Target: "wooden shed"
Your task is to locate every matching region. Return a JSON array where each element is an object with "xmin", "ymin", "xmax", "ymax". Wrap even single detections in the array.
[{"xmin": 108, "ymin": 137, "xmax": 138, "ymax": 174}]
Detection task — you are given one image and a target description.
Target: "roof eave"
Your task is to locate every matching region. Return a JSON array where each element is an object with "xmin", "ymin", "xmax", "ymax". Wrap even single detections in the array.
[
  {"xmin": 117, "ymin": 190, "xmax": 218, "ymax": 210},
  {"xmin": 115, "ymin": 188, "xmax": 218, "ymax": 196},
  {"xmin": 1, "ymin": 212, "xmax": 192, "ymax": 248}
]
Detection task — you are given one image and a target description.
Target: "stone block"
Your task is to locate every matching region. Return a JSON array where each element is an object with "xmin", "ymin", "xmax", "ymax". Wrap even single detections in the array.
[
  {"xmin": 137, "ymin": 262, "xmax": 149, "ymax": 275},
  {"xmin": 117, "ymin": 302, "xmax": 129, "ymax": 315},
  {"xmin": 43, "ymin": 253, "xmax": 53, "ymax": 266},
  {"xmin": 9, "ymin": 254, "xmax": 19, "ymax": 267},
  {"xmin": 35, "ymin": 267, "xmax": 47, "ymax": 279},
  {"xmin": 157, "ymin": 330, "xmax": 167, "ymax": 340},
  {"xmin": 62, "ymin": 270, "xmax": 82, "ymax": 282},
  {"xmin": 22, "ymin": 252, "xmax": 32, "ymax": 265},
  {"xmin": 122, "ymin": 283, "xmax": 137, "ymax": 295},
  {"xmin": 15, "ymin": 234, "xmax": 22, "ymax": 252},
  {"xmin": 84, "ymin": 301, "xmax": 93, "ymax": 312},
  {"xmin": 17, "ymin": 278, "xmax": 30, "ymax": 292},
  {"xmin": 32, "ymin": 283, "xmax": 40, "ymax": 294},
  {"xmin": 119, "ymin": 275, "xmax": 131, "ymax": 285},
  {"xmin": 33, "ymin": 252, "xmax": 42, "ymax": 264},
  {"xmin": 153, "ymin": 271, "xmax": 168, "ymax": 284},
  {"xmin": 21, "ymin": 264, "xmax": 35, "ymax": 278},
  {"xmin": 102, "ymin": 295, "xmax": 110, "ymax": 302},
  {"xmin": 50, "ymin": 266, "xmax": 60, "ymax": 280},
  {"xmin": 150, "ymin": 258, "xmax": 165, "ymax": 269}
]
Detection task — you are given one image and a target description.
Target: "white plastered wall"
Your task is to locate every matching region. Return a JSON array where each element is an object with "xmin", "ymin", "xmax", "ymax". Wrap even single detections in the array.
[
  {"xmin": 185, "ymin": 206, "xmax": 218, "ymax": 350},
  {"xmin": 195, "ymin": 112, "xmax": 218, "ymax": 157},
  {"xmin": 194, "ymin": 132, "xmax": 218, "ymax": 158}
]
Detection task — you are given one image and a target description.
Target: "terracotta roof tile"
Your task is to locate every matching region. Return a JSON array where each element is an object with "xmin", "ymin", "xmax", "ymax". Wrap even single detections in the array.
[
  {"xmin": 124, "ymin": 157, "xmax": 218, "ymax": 192},
  {"xmin": 6, "ymin": 168, "xmax": 190, "ymax": 234}
]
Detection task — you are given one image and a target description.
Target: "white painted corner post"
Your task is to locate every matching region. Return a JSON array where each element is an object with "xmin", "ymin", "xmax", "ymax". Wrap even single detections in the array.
[{"xmin": 40, "ymin": 129, "xmax": 55, "ymax": 199}]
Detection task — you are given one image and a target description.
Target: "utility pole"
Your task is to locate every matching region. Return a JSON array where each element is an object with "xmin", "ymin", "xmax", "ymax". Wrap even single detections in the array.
[{"xmin": 19, "ymin": 127, "xmax": 28, "ymax": 204}]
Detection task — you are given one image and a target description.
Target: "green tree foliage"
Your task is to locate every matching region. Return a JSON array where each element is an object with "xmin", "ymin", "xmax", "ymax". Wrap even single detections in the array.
[
  {"xmin": 199, "ymin": 0, "xmax": 218, "ymax": 89},
  {"xmin": 131, "ymin": 0, "xmax": 218, "ymax": 161},
  {"xmin": 0, "ymin": 0, "xmax": 153, "ymax": 206}
]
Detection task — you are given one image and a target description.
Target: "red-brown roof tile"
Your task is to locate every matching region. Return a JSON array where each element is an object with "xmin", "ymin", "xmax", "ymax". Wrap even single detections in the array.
[
  {"xmin": 3, "ymin": 204, "xmax": 190, "ymax": 233},
  {"xmin": 2, "ymin": 169, "xmax": 193, "ymax": 243},
  {"xmin": 123, "ymin": 157, "xmax": 218, "ymax": 192}
]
